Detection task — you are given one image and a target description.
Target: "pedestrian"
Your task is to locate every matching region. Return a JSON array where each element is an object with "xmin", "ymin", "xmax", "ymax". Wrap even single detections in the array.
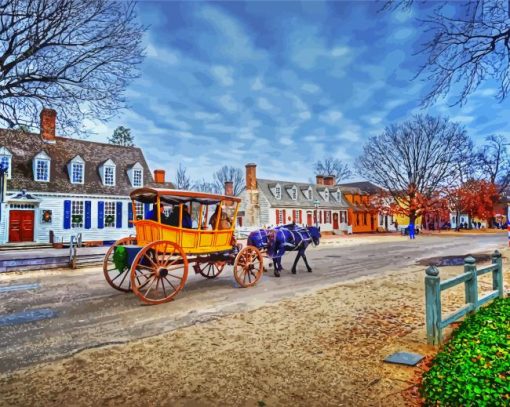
[{"xmin": 394, "ymin": 220, "xmax": 399, "ymax": 233}]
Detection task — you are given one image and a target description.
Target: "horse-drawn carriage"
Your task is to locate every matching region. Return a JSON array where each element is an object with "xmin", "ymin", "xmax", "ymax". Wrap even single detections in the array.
[{"xmin": 103, "ymin": 188, "xmax": 264, "ymax": 304}]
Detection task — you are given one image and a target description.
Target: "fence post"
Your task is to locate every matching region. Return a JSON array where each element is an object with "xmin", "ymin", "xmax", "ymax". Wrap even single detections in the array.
[
  {"xmin": 464, "ymin": 256, "xmax": 478, "ymax": 312},
  {"xmin": 425, "ymin": 265, "xmax": 442, "ymax": 345},
  {"xmin": 492, "ymin": 250, "xmax": 504, "ymax": 299}
]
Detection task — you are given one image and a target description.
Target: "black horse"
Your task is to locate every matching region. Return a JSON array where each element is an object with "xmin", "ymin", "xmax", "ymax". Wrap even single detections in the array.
[{"xmin": 247, "ymin": 224, "xmax": 321, "ymax": 277}]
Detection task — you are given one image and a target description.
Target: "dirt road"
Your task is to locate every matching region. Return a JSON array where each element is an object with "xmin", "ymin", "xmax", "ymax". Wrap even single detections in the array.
[{"xmin": 0, "ymin": 233, "xmax": 504, "ymax": 376}]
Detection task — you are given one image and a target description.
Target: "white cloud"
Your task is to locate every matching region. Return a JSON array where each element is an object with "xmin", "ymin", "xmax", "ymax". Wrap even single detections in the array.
[
  {"xmin": 194, "ymin": 111, "xmax": 221, "ymax": 121},
  {"xmin": 302, "ymin": 83, "xmax": 321, "ymax": 94},
  {"xmin": 320, "ymin": 110, "xmax": 343, "ymax": 125},
  {"xmin": 452, "ymin": 115, "xmax": 475, "ymax": 124},
  {"xmin": 280, "ymin": 137, "xmax": 294, "ymax": 146},
  {"xmin": 257, "ymin": 97, "xmax": 274, "ymax": 111},
  {"xmin": 211, "ymin": 65, "xmax": 234, "ymax": 86},
  {"xmin": 299, "ymin": 111, "xmax": 311, "ymax": 120},
  {"xmin": 252, "ymin": 77, "xmax": 264, "ymax": 91},
  {"xmin": 145, "ymin": 42, "xmax": 179, "ymax": 65},
  {"xmin": 330, "ymin": 46, "xmax": 349, "ymax": 57},
  {"xmin": 219, "ymin": 94, "xmax": 238, "ymax": 112}
]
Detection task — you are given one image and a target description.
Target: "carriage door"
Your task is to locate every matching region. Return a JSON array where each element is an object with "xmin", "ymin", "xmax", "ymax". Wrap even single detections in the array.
[
  {"xmin": 333, "ymin": 213, "xmax": 339, "ymax": 229},
  {"xmin": 307, "ymin": 212, "xmax": 313, "ymax": 226},
  {"xmin": 9, "ymin": 210, "xmax": 35, "ymax": 242}
]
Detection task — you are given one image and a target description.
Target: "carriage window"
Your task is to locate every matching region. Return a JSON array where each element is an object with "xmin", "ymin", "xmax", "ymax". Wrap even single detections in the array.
[
  {"xmin": 71, "ymin": 200, "xmax": 84, "ymax": 228},
  {"xmin": 105, "ymin": 201, "xmax": 116, "ymax": 227}
]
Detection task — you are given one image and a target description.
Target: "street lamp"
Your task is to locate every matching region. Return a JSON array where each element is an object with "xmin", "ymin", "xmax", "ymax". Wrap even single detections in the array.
[
  {"xmin": 0, "ymin": 161, "xmax": 8, "ymax": 222},
  {"xmin": 314, "ymin": 199, "xmax": 320, "ymax": 228}
]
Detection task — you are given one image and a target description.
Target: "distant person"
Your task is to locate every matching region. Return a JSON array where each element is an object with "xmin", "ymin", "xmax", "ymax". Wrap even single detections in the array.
[{"xmin": 394, "ymin": 220, "xmax": 399, "ymax": 232}]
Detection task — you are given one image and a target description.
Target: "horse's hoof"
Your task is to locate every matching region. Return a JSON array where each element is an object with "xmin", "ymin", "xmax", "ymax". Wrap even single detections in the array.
[
  {"xmin": 307, "ymin": 269, "xmax": 312, "ymax": 273},
  {"xmin": 291, "ymin": 269, "xmax": 296, "ymax": 274},
  {"xmin": 274, "ymin": 271, "xmax": 280, "ymax": 278}
]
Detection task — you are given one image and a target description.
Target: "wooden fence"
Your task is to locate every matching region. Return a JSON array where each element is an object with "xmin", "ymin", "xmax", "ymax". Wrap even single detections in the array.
[{"xmin": 425, "ymin": 250, "xmax": 505, "ymax": 345}]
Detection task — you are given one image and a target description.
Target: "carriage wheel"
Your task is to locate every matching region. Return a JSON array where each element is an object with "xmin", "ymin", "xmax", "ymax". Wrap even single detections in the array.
[
  {"xmin": 233, "ymin": 246, "xmax": 263, "ymax": 288},
  {"xmin": 103, "ymin": 236, "xmax": 136, "ymax": 292},
  {"xmin": 196, "ymin": 260, "xmax": 226, "ymax": 279},
  {"xmin": 130, "ymin": 240, "xmax": 188, "ymax": 305}
]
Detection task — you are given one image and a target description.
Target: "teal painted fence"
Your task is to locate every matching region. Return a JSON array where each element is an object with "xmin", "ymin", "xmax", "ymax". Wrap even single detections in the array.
[{"xmin": 425, "ymin": 250, "xmax": 505, "ymax": 345}]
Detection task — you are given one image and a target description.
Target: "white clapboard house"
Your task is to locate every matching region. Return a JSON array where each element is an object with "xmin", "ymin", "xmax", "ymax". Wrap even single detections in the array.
[
  {"xmin": 239, "ymin": 163, "xmax": 350, "ymax": 232},
  {"xmin": 0, "ymin": 108, "xmax": 172, "ymax": 245}
]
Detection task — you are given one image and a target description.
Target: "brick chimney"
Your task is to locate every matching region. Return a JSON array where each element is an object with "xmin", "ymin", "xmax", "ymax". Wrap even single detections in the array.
[
  {"xmin": 154, "ymin": 169, "xmax": 165, "ymax": 184},
  {"xmin": 246, "ymin": 163, "xmax": 257, "ymax": 190},
  {"xmin": 40, "ymin": 108, "xmax": 57, "ymax": 143},
  {"xmin": 316, "ymin": 175, "xmax": 324, "ymax": 185},
  {"xmin": 224, "ymin": 181, "xmax": 233, "ymax": 196},
  {"xmin": 324, "ymin": 175, "xmax": 335, "ymax": 186}
]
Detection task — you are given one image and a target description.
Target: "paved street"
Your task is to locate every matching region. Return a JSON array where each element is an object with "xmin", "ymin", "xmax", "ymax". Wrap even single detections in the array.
[{"xmin": 0, "ymin": 233, "xmax": 506, "ymax": 374}]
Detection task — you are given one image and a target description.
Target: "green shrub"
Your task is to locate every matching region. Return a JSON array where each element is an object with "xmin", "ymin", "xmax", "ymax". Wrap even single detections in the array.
[{"xmin": 421, "ymin": 297, "xmax": 510, "ymax": 406}]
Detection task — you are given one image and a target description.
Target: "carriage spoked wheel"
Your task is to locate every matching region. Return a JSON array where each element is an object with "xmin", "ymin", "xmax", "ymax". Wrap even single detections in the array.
[
  {"xmin": 233, "ymin": 246, "xmax": 264, "ymax": 288},
  {"xmin": 196, "ymin": 260, "xmax": 226, "ymax": 279},
  {"xmin": 103, "ymin": 236, "xmax": 137, "ymax": 292},
  {"xmin": 130, "ymin": 240, "xmax": 188, "ymax": 305}
]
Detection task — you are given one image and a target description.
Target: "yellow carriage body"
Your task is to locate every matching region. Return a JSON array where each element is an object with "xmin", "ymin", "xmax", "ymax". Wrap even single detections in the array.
[{"xmin": 130, "ymin": 188, "xmax": 241, "ymax": 255}]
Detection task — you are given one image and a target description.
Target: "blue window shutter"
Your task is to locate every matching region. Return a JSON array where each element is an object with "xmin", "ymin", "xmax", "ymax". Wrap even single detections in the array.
[
  {"xmin": 128, "ymin": 202, "xmax": 133, "ymax": 228},
  {"xmin": 85, "ymin": 201, "xmax": 92, "ymax": 229},
  {"xmin": 144, "ymin": 203, "xmax": 151, "ymax": 219},
  {"xmin": 98, "ymin": 201, "xmax": 104, "ymax": 229},
  {"xmin": 63, "ymin": 200, "xmax": 71, "ymax": 229},
  {"xmin": 116, "ymin": 201, "xmax": 123, "ymax": 228}
]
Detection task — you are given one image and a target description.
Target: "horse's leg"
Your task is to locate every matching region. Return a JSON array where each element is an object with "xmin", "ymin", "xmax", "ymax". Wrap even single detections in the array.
[
  {"xmin": 273, "ymin": 257, "xmax": 280, "ymax": 277},
  {"xmin": 301, "ymin": 244, "xmax": 313, "ymax": 272},
  {"xmin": 291, "ymin": 250, "xmax": 301, "ymax": 274}
]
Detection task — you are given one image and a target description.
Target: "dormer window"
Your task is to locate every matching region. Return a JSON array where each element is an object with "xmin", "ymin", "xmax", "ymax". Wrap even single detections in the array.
[
  {"xmin": 291, "ymin": 186, "xmax": 297, "ymax": 200},
  {"xmin": 68, "ymin": 155, "xmax": 85, "ymax": 184},
  {"xmin": 307, "ymin": 186, "xmax": 313, "ymax": 200},
  {"xmin": 128, "ymin": 162, "xmax": 144, "ymax": 187},
  {"xmin": 33, "ymin": 151, "xmax": 50, "ymax": 182},
  {"xmin": 324, "ymin": 189, "xmax": 329, "ymax": 202},
  {"xmin": 0, "ymin": 147, "xmax": 12, "ymax": 179},
  {"xmin": 275, "ymin": 184, "xmax": 281, "ymax": 200},
  {"xmin": 100, "ymin": 159, "xmax": 116, "ymax": 186}
]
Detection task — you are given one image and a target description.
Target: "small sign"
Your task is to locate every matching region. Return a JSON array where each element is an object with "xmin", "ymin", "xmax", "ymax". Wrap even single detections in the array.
[
  {"xmin": 384, "ymin": 351, "xmax": 424, "ymax": 366},
  {"xmin": 41, "ymin": 209, "xmax": 52, "ymax": 223}
]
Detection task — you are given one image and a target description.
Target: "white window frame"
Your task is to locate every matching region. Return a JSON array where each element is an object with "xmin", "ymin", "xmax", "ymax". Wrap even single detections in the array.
[
  {"xmin": 71, "ymin": 200, "xmax": 84, "ymax": 229},
  {"xmin": 307, "ymin": 187, "xmax": 313, "ymax": 201},
  {"xmin": 135, "ymin": 202, "xmax": 144, "ymax": 220},
  {"xmin": 34, "ymin": 152, "xmax": 50, "ymax": 182},
  {"xmin": 325, "ymin": 210, "xmax": 331, "ymax": 224},
  {"xmin": 104, "ymin": 201, "xmax": 116, "ymax": 228},
  {"xmin": 278, "ymin": 209, "xmax": 283, "ymax": 224},
  {"xmin": 104, "ymin": 166, "xmax": 115, "ymax": 186},
  {"xmin": 68, "ymin": 155, "xmax": 85, "ymax": 185},
  {"xmin": 291, "ymin": 186, "xmax": 297, "ymax": 200},
  {"xmin": 275, "ymin": 184, "xmax": 281, "ymax": 200},
  {"xmin": 324, "ymin": 189, "xmax": 329, "ymax": 202},
  {"xmin": 128, "ymin": 162, "xmax": 144, "ymax": 187},
  {"xmin": 133, "ymin": 169, "xmax": 143, "ymax": 187}
]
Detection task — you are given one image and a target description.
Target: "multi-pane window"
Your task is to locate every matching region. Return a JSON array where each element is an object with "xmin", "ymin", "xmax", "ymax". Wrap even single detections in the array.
[
  {"xmin": 135, "ymin": 202, "xmax": 144, "ymax": 220},
  {"xmin": 307, "ymin": 188, "xmax": 313, "ymax": 200},
  {"xmin": 104, "ymin": 166, "xmax": 115, "ymax": 186},
  {"xmin": 293, "ymin": 209, "xmax": 300, "ymax": 223},
  {"xmin": 324, "ymin": 189, "xmax": 329, "ymax": 201},
  {"xmin": 72, "ymin": 163, "xmax": 84, "ymax": 184},
  {"xmin": 105, "ymin": 201, "xmax": 116, "ymax": 227},
  {"xmin": 0, "ymin": 155, "xmax": 11, "ymax": 178},
  {"xmin": 291, "ymin": 188, "xmax": 297, "ymax": 200},
  {"xmin": 278, "ymin": 210, "xmax": 284, "ymax": 224},
  {"xmin": 71, "ymin": 201, "xmax": 84, "ymax": 228},
  {"xmin": 325, "ymin": 211, "xmax": 331, "ymax": 224},
  {"xmin": 35, "ymin": 159, "xmax": 50, "ymax": 182},
  {"xmin": 275, "ymin": 186, "xmax": 281, "ymax": 199},
  {"xmin": 133, "ymin": 169, "xmax": 143, "ymax": 187}
]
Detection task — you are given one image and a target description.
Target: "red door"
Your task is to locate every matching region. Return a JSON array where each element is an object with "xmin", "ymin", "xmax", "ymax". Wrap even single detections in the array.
[
  {"xmin": 307, "ymin": 212, "xmax": 313, "ymax": 226},
  {"xmin": 9, "ymin": 211, "xmax": 35, "ymax": 242},
  {"xmin": 333, "ymin": 213, "xmax": 339, "ymax": 229}
]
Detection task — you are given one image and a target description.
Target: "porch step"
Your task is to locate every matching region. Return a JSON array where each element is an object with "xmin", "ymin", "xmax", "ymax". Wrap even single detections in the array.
[{"xmin": 0, "ymin": 243, "xmax": 53, "ymax": 251}]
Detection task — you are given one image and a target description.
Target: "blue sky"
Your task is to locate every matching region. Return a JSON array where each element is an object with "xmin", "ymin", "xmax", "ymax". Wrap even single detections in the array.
[{"xmin": 84, "ymin": 1, "xmax": 510, "ymax": 184}]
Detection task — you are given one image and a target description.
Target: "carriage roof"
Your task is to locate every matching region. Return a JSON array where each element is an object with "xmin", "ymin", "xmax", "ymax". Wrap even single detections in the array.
[{"xmin": 130, "ymin": 188, "xmax": 241, "ymax": 205}]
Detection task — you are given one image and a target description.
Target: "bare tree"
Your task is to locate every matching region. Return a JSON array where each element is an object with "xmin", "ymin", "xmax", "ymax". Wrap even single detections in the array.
[
  {"xmin": 356, "ymin": 115, "xmax": 473, "ymax": 236},
  {"xmin": 313, "ymin": 157, "xmax": 352, "ymax": 183},
  {"xmin": 108, "ymin": 126, "xmax": 134, "ymax": 147},
  {"xmin": 212, "ymin": 166, "xmax": 245, "ymax": 196},
  {"xmin": 176, "ymin": 163, "xmax": 191, "ymax": 190},
  {"xmin": 475, "ymin": 135, "xmax": 510, "ymax": 194},
  {"xmin": 192, "ymin": 179, "xmax": 218, "ymax": 193},
  {"xmin": 0, "ymin": 0, "xmax": 144, "ymax": 135},
  {"xmin": 384, "ymin": 1, "xmax": 510, "ymax": 105}
]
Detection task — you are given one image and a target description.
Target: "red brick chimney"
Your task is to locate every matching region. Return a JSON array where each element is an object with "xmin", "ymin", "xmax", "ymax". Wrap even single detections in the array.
[
  {"xmin": 225, "ymin": 181, "xmax": 233, "ymax": 196},
  {"xmin": 324, "ymin": 175, "xmax": 335, "ymax": 186},
  {"xmin": 316, "ymin": 175, "xmax": 324, "ymax": 185},
  {"xmin": 40, "ymin": 108, "xmax": 57, "ymax": 143},
  {"xmin": 154, "ymin": 169, "xmax": 165, "ymax": 184},
  {"xmin": 246, "ymin": 163, "xmax": 257, "ymax": 190}
]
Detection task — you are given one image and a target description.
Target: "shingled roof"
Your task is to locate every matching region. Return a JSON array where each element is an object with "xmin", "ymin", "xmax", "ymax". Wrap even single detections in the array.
[
  {"xmin": 337, "ymin": 181, "xmax": 385, "ymax": 195},
  {"xmin": 0, "ymin": 129, "xmax": 173, "ymax": 196},
  {"xmin": 257, "ymin": 178, "xmax": 350, "ymax": 208}
]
